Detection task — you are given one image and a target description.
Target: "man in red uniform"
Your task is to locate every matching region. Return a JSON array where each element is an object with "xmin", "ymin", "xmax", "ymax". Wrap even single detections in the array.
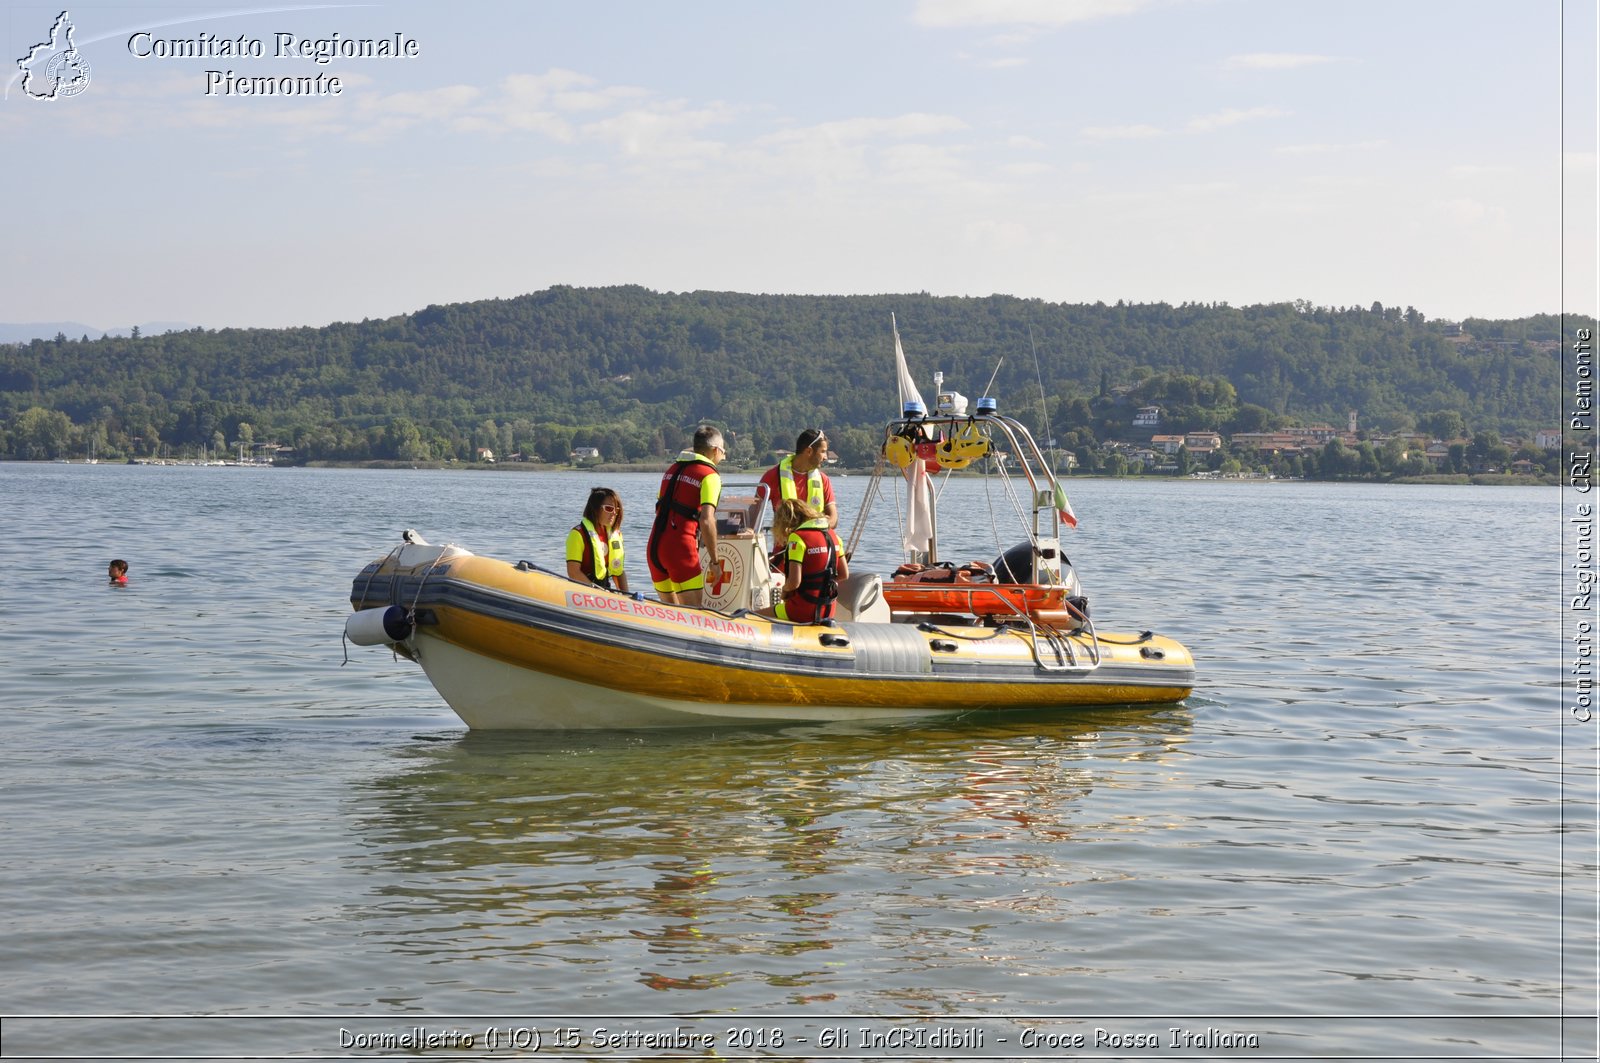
[
  {"xmin": 758, "ymin": 427, "xmax": 837, "ymax": 529},
  {"xmin": 646, "ymin": 425, "xmax": 725, "ymax": 605}
]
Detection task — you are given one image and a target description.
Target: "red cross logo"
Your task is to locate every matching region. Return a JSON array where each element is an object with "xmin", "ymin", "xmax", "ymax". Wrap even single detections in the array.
[{"xmin": 708, "ymin": 557, "xmax": 732, "ymax": 595}]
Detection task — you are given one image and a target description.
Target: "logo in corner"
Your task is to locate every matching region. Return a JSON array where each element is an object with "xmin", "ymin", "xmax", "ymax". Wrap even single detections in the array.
[{"xmin": 17, "ymin": 10, "xmax": 92, "ymax": 100}]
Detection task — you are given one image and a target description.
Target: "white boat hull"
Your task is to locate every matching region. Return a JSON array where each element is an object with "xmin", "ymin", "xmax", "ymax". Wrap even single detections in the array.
[{"xmin": 412, "ymin": 632, "xmax": 970, "ymax": 730}]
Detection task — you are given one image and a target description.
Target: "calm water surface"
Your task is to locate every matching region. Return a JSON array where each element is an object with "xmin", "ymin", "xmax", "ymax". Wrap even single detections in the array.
[{"xmin": 0, "ymin": 464, "xmax": 1592, "ymax": 1060}]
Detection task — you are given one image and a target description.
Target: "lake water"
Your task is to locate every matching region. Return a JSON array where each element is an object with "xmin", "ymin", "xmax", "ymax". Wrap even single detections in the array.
[{"xmin": 1, "ymin": 463, "xmax": 1593, "ymax": 1061}]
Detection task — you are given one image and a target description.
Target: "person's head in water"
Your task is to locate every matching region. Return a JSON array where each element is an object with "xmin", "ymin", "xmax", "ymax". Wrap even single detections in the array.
[{"xmin": 108, "ymin": 559, "xmax": 128, "ymax": 584}]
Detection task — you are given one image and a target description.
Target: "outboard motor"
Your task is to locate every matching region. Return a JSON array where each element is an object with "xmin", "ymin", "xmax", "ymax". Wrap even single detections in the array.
[
  {"xmin": 993, "ymin": 539, "xmax": 1085, "ymax": 601},
  {"xmin": 993, "ymin": 542, "xmax": 1040, "ymax": 584}
]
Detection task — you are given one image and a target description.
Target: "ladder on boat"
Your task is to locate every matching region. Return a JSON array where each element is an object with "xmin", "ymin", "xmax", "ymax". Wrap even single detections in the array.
[{"xmin": 990, "ymin": 595, "xmax": 1103, "ymax": 673}]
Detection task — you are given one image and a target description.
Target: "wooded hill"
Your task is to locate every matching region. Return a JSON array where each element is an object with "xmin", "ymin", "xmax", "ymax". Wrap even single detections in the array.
[{"xmin": 0, "ymin": 285, "xmax": 1579, "ymax": 466}]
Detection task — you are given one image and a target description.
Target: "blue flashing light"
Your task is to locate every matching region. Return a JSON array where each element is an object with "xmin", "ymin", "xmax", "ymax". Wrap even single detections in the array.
[
  {"xmin": 976, "ymin": 396, "xmax": 998, "ymax": 415},
  {"xmin": 903, "ymin": 400, "xmax": 926, "ymax": 418}
]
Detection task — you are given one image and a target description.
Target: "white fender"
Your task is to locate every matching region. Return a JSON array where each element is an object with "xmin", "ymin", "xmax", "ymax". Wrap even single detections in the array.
[{"xmin": 345, "ymin": 606, "xmax": 413, "ymax": 646}]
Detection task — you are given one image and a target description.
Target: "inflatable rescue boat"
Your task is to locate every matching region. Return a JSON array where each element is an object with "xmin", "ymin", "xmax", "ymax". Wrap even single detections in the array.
[{"xmin": 346, "ymin": 328, "xmax": 1195, "ymax": 729}]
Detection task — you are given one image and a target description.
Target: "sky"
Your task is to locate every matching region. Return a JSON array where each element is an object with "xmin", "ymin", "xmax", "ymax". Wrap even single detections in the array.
[{"xmin": 2, "ymin": 0, "xmax": 1594, "ymax": 332}]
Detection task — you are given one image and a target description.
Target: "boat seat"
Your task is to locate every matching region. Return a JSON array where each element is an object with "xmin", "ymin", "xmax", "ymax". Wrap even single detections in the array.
[{"xmin": 834, "ymin": 573, "xmax": 889, "ymax": 623}]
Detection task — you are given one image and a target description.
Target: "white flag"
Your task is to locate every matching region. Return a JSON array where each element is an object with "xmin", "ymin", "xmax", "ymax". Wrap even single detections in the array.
[{"xmin": 892, "ymin": 313, "xmax": 925, "ymax": 415}]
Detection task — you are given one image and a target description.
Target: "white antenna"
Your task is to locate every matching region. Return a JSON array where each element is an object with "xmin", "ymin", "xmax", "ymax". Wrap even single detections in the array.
[
  {"xmin": 1029, "ymin": 325, "xmax": 1057, "ymax": 467},
  {"xmin": 981, "ymin": 358, "xmax": 1003, "ymax": 400}
]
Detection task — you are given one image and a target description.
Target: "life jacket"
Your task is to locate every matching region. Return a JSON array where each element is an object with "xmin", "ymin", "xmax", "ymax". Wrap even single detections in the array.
[
  {"xmin": 788, "ymin": 517, "xmax": 840, "ymax": 618},
  {"xmin": 575, "ymin": 517, "xmax": 624, "ymax": 589},
  {"xmin": 776, "ymin": 455, "xmax": 826, "ymax": 512},
  {"xmin": 649, "ymin": 452, "xmax": 717, "ymax": 571}
]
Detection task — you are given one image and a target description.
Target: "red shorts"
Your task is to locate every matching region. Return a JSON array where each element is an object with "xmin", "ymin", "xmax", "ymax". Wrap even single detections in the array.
[
  {"xmin": 647, "ymin": 530, "xmax": 704, "ymax": 592},
  {"xmin": 775, "ymin": 593, "xmax": 824, "ymax": 623}
]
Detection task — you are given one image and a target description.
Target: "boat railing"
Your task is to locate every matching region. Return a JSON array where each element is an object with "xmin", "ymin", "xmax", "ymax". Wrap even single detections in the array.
[
  {"xmin": 982, "ymin": 588, "xmax": 1102, "ymax": 673},
  {"xmin": 850, "ymin": 410, "xmax": 1070, "ymax": 562},
  {"xmin": 1031, "ymin": 612, "xmax": 1103, "ymax": 672}
]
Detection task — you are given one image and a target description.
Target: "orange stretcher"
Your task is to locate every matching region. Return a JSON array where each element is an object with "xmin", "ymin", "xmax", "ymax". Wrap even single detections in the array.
[{"xmin": 880, "ymin": 580, "xmax": 1069, "ymax": 618}]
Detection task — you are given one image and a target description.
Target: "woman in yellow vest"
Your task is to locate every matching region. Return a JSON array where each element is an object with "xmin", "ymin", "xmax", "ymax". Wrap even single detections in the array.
[
  {"xmin": 763, "ymin": 498, "xmax": 849, "ymax": 622},
  {"xmin": 565, "ymin": 487, "xmax": 630, "ymax": 594}
]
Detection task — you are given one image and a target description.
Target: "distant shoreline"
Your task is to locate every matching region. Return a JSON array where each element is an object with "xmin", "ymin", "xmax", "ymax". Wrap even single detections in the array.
[
  {"xmin": 284, "ymin": 459, "xmax": 1556, "ymax": 486},
  {"xmin": 2, "ymin": 458, "xmax": 1554, "ymax": 486}
]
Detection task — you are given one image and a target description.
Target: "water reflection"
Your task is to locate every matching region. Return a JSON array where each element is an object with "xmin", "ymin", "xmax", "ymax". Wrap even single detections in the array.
[{"xmin": 345, "ymin": 709, "xmax": 1192, "ymax": 1003}]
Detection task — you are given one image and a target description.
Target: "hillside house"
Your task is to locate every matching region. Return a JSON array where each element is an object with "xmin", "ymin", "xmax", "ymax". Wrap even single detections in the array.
[{"xmin": 1231, "ymin": 432, "xmax": 1304, "ymax": 455}]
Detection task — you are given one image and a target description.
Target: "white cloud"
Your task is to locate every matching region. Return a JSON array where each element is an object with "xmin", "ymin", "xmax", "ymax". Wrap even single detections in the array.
[
  {"xmin": 1186, "ymin": 106, "xmax": 1290, "ymax": 133},
  {"xmin": 346, "ymin": 84, "xmax": 482, "ymax": 142},
  {"xmin": 914, "ymin": 0, "xmax": 1159, "ymax": 28},
  {"xmin": 501, "ymin": 69, "xmax": 591, "ymax": 100},
  {"xmin": 759, "ymin": 113, "xmax": 969, "ymax": 146},
  {"xmin": 363, "ymin": 85, "xmax": 481, "ymax": 122},
  {"xmin": 1224, "ymin": 53, "xmax": 1340, "ymax": 70},
  {"xmin": 1172, "ymin": 181, "xmax": 1240, "ymax": 196},
  {"xmin": 581, "ymin": 100, "xmax": 737, "ymax": 161},
  {"xmin": 1081, "ymin": 123, "xmax": 1164, "ymax": 139},
  {"xmin": 740, "ymin": 113, "xmax": 976, "ymax": 201},
  {"xmin": 963, "ymin": 218, "xmax": 1032, "ymax": 251},
  {"xmin": 1275, "ymin": 139, "xmax": 1387, "ymax": 155},
  {"xmin": 1428, "ymin": 197, "xmax": 1509, "ymax": 228}
]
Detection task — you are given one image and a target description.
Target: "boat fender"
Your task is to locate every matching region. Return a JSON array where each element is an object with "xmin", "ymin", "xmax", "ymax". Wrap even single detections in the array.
[{"xmin": 345, "ymin": 605, "xmax": 414, "ymax": 646}]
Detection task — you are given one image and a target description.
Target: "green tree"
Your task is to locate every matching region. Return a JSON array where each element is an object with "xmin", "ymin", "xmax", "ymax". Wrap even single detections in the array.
[
  {"xmin": 14, "ymin": 406, "xmax": 73, "ymax": 459},
  {"xmin": 1420, "ymin": 410, "xmax": 1466, "ymax": 441},
  {"xmin": 388, "ymin": 417, "xmax": 429, "ymax": 462},
  {"xmin": 1228, "ymin": 403, "xmax": 1276, "ymax": 433}
]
